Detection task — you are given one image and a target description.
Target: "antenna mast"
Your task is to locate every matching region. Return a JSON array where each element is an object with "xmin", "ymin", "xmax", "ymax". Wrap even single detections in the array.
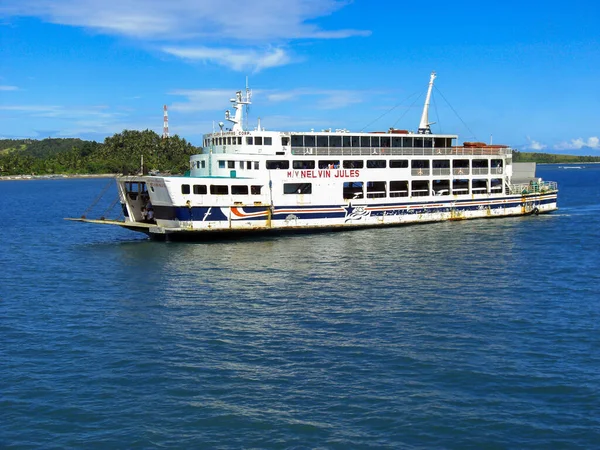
[
  {"xmin": 418, "ymin": 71, "xmax": 436, "ymax": 134},
  {"xmin": 163, "ymin": 105, "xmax": 169, "ymax": 139}
]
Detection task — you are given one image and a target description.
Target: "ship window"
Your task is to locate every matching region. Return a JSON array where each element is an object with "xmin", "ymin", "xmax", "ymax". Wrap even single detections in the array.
[
  {"xmin": 317, "ymin": 136, "xmax": 328, "ymax": 147},
  {"xmin": 264, "ymin": 137, "xmax": 272, "ymax": 145},
  {"xmin": 282, "ymin": 137, "xmax": 289, "ymax": 146},
  {"xmin": 433, "ymin": 179, "xmax": 450, "ymax": 196},
  {"xmin": 193, "ymin": 184, "xmax": 207, "ymax": 195},
  {"xmin": 402, "ymin": 137, "xmax": 413, "ymax": 148},
  {"xmin": 181, "ymin": 184, "xmax": 190, "ymax": 195},
  {"xmin": 246, "ymin": 136, "xmax": 253, "ymax": 145},
  {"xmin": 366, "ymin": 181, "xmax": 386, "ymax": 198},
  {"xmin": 452, "ymin": 179, "xmax": 469, "ymax": 195},
  {"xmin": 423, "ymin": 138, "xmax": 433, "ymax": 148},
  {"xmin": 218, "ymin": 160, "xmax": 225, "ymax": 169},
  {"xmin": 343, "ymin": 160, "xmax": 363, "ymax": 169},
  {"xmin": 412, "ymin": 159, "xmax": 430, "ymax": 168},
  {"xmin": 255, "ymin": 136, "xmax": 263, "ymax": 145},
  {"xmin": 210, "ymin": 185, "xmax": 229, "ymax": 195},
  {"xmin": 284, "ymin": 183, "xmax": 312, "ymax": 194},
  {"xmin": 293, "ymin": 160, "xmax": 315, "ymax": 169},
  {"xmin": 231, "ymin": 185, "xmax": 249, "ymax": 195},
  {"xmin": 390, "ymin": 181, "xmax": 409, "ymax": 197},
  {"xmin": 318, "ymin": 160, "xmax": 340, "ymax": 169},
  {"xmin": 227, "ymin": 137, "xmax": 232, "ymax": 145},
  {"xmin": 381, "ymin": 136, "xmax": 390, "ymax": 148},
  {"xmin": 434, "ymin": 138, "xmax": 446, "ymax": 148},
  {"xmin": 343, "ymin": 181, "xmax": 364, "ymax": 199},
  {"xmin": 239, "ymin": 161, "xmax": 244, "ymax": 169},
  {"xmin": 251, "ymin": 185, "xmax": 262, "ymax": 195},
  {"xmin": 330, "ymin": 136, "xmax": 342, "ymax": 147},
  {"xmin": 254, "ymin": 161, "xmax": 259, "ymax": 170},
  {"xmin": 247, "ymin": 161, "xmax": 252, "ymax": 170},
  {"xmin": 266, "ymin": 160, "xmax": 289, "ymax": 169},
  {"xmin": 360, "ymin": 136, "xmax": 371, "ymax": 147},
  {"xmin": 343, "ymin": 136, "xmax": 351, "ymax": 147},
  {"xmin": 228, "ymin": 161, "xmax": 235, "ymax": 169},
  {"xmin": 433, "ymin": 160, "xmax": 450, "ymax": 168},
  {"xmin": 392, "ymin": 137, "xmax": 402, "ymax": 147},
  {"xmin": 490, "ymin": 178, "xmax": 503, "ymax": 192},
  {"xmin": 291, "ymin": 135, "xmax": 303, "ymax": 146},
  {"xmin": 414, "ymin": 138, "xmax": 424, "ymax": 148},
  {"xmin": 371, "ymin": 136, "xmax": 381, "ymax": 148},
  {"xmin": 390, "ymin": 159, "xmax": 408, "ymax": 168},
  {"xmin": 367, "ymin": 160, "xmax": 386, "ymax": 168},
  {"xmin": 351, "ymin": 135, "xmax": 360, "ymax": 147},
  {"xmin": 472, "ymin": 179, "xmax": 488, "ymax": 193},
  {"xmin": 305, "ymin": 135, "xmax": 316, "ymax": 147},
  {"xmin": 201, "ymin": 161, "xmax": 206, "ymax": 169},
  {"xmin": 472, "ymin": 159, "xmax": 489, "ymax": 168},
  {"xmin": 411, "ymin": 180, "xmax": 429, "ymax": 197}
]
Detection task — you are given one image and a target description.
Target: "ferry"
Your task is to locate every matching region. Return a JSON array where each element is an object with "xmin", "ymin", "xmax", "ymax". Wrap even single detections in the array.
[{"xmin": 72, "ymin": 72, "xmax": 558, "ymax": 240}]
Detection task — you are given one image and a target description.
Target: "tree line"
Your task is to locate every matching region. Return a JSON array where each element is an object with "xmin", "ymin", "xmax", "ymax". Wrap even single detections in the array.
[{"xmin": 0, "ymin": 130, "xmax": 198, "ymax": 176}]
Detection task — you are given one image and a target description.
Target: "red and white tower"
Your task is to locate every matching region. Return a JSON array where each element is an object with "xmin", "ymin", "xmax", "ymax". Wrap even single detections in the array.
[{"xmin": 163, "ymin": 105, "xmax": 169, "ymax": 139}]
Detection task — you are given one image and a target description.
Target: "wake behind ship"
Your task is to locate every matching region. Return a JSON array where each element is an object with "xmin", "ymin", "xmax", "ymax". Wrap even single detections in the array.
[{"xmin": 69, "ymin": 72, "xmax": 558, "ymax": 240}]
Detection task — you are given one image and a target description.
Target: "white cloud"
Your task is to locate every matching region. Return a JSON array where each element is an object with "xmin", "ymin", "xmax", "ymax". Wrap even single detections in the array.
[
  {"xmin": 554, "ymin": 137, "xmax": 600, "ymax": 150},
  {"xmin": 162, "ymin": 46, "xmax": 291, "ymax": 72},
  {"xmin": 524, "ymin": 137, "xmax": 547, "ymax": 150},
  {"xmin": 169, "ymin": 87, "xmax": 366, "ymax": 115},
  {"xmin": 0, "ymin": 0, "xmax": 369, "ymax": 41},
  {"xmin": 168, "ymin": 89, "xmax": 235, "ymax": 113},
  {"xmin": 0, "ymin": 85, "xmax": 18, "ymax": 91}
]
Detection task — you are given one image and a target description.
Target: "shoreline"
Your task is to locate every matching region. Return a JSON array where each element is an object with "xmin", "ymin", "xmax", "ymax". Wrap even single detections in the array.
[{"xmin": 0, "ymin": 173, "xmax": 118, "ymax": 181}]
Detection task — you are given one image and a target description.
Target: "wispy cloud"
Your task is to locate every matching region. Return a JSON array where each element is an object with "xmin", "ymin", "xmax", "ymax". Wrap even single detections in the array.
[
  {"xmin": 554, "ymin": 137, "xmax": 600, "ymax": 150},
  {"xmin": 266, "ymin": 88, "xmax": 364, "ymax": 109},
  {"xmin": 524, "ymin": 137, "xmax": 547, "ymax": 150},
  {"xmin": 168, "ymin": 89, "xmax": 237, "ymax": 113},
  {"xmin": 0, "ymin": 0, "xmax": 369, "ymax": 42},
  {"xmin": 162, "ymin": 46, "xmax": 292, "ymax": 72},
  {"xmin": 169, "ymin": 87, "xmax": 366, "ymax": 114},
  {"xmin": 0, "ymin": 85, "xmax": 18, "ymax": 91}
]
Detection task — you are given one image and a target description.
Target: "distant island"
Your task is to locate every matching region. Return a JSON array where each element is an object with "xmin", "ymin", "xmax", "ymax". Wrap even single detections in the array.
[
  {"xmin": 0, "ymin": 130, "xmax": 197, "ymax": 177},
  {"xmin": 513, "ymin": 151, "xmax": 600, "ymax": 164},
  {"xmin": 1, "ymin": 133, "xmax": 599, "ymax": 177}
]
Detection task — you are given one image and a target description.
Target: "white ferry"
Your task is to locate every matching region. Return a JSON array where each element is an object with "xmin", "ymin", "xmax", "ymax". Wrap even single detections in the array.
[{"xmin": 74, "ymin": 73, "xmax": 558, "ymax": 240}]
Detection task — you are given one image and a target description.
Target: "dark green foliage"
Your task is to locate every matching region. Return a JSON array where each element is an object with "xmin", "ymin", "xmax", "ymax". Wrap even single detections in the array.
[
  {"xmin": 513, "ymin": 150, "xmax": 600, "ymax": 163},
  {"xmin": 0, "ymin": 130, "xmax": 199, "ymax": 176}
]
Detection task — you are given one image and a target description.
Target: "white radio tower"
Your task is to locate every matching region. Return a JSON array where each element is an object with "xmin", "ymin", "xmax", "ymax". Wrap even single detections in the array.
[{"xmin": 163, "ymin": 105, "xmax": 169, "ymax": 139}]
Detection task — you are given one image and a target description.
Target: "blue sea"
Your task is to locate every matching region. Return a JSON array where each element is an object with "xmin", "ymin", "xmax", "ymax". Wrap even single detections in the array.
[{"xmin": 1, "ymin": 165, "xmax": 599, "ymax": 449}]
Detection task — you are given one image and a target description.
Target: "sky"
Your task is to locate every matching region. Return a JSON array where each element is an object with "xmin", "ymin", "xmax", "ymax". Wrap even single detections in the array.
[{"xmin": 0, "ymin": 0, "xmax": 599, "ymax": 154}]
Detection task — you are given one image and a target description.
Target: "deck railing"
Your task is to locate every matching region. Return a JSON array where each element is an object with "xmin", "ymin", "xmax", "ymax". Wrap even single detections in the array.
[
  {"xmin": 509, "ymin": 181, "xmax": 558, "ymax": 195},
  {"xmin": 290, "ymin": 146, "xmax": 512, "ymax": 157}
]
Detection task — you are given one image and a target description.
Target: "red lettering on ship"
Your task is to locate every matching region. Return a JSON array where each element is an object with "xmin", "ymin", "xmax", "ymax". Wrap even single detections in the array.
[{"xmin": 287, "ymin": 169, "xmax": 360, "ymax": 178}]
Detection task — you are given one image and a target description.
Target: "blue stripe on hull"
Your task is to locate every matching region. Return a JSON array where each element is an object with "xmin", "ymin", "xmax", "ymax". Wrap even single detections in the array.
[{"xmin": 164, "ymin": 193, "xmax": 557, "ymax": 222}]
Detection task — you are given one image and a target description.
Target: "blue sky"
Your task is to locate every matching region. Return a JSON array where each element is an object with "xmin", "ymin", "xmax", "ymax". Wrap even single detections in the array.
[{"xmin": 1, "ymin": 0, "xmax": 599, "ymax": 154}]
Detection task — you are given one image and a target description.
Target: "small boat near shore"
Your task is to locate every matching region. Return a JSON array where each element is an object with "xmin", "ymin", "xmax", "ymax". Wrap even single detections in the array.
[{"xmin": 68, "ymin": 72, "xmax": 558, "ymax": 240}]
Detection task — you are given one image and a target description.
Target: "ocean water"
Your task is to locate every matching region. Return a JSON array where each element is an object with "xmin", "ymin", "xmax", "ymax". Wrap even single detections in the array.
[{"xmin": 1, "ymin": 165, "xmax": 599, "ymax": 449}]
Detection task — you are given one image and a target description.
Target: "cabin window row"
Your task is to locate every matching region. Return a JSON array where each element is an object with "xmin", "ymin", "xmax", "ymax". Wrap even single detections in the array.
[
  {"xmin": 205, "ymin": 136, "xmax": 273, "ymax": 147},
  {"xmin": 218, "ymin": 160, "xmax": 260, "ymax": 170},
  {"xmin": 268, "ymin": 159, "xmax": 410, "ymax": 170},
  {"xmin": 192, "ymin": 160, "xmax": 206, "ymax": 169},
  {"xmin": 342, "ymin": 179, "xmax": 504, "ymax": 199},
  {"xmin": 181, "ymin": 184, "xmax": 263, "ymax": 195},
  {"xmin": 267, "ymin": 159, "xmax": 503, "ymax": 170},
  {"xmin": 290, "ymin": 135, "xmax": 453, "ymax": 148}
]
